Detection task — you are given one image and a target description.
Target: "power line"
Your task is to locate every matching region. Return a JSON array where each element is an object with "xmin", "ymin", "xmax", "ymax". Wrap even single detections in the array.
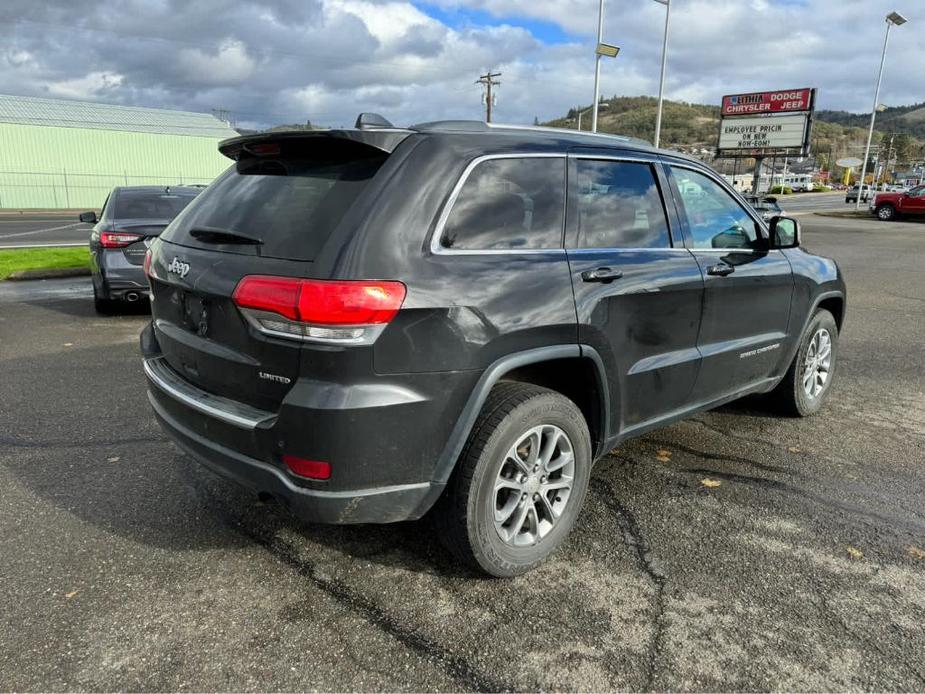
[{"xmin": 477, "ymin": 70, "xmax": 501, "ymax": 123}]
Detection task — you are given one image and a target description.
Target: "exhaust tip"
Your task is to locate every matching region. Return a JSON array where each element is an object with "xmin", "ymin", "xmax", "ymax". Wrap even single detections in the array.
[{"xmin": 124, "ymin": 291, "xmax": 141, "ymax": 302}]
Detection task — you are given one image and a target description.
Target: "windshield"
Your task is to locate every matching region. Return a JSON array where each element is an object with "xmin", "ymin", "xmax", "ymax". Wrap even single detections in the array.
[
  {"xmin": 112, "ymin": 191, "xmax": 198, "ymax": 220},
  {"xmin": 163, "ymin": 145, "xmax": 386, "ymax": 261}
]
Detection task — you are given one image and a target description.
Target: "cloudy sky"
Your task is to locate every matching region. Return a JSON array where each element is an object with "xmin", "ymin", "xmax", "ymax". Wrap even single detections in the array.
[{"xmin": 1, "ymin": 0, "xmax": 921, "ymax": 130}]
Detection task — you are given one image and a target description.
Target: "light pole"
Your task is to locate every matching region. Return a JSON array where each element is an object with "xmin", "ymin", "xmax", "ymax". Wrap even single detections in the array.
[
  {"xmin": 856, "ymin": 11, "xmax": 907, "ymax": 210},
  {"xmin": 653, "ymin": 0, "xmax": 671, "ymax": 148},
  {"xmin": 591, "ymin": 0, "xmax": 606, "ymax": 132},
  {"xmin": 590, "ymin": 1, "xmax": 620, "ymax": 132},
  {"xmin": 577, "ymin": 102, "xmax": 609, "ymax": 131}
]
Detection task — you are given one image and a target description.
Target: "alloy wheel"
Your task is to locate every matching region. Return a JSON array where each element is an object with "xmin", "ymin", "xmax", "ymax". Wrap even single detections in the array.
[
  {"xmin": 802, "ymin": 328, "xmax": 833, "ymax": 398},
  {"xmin": 492, "ymin": 425, "xmax": 575, "ymax": 547}
]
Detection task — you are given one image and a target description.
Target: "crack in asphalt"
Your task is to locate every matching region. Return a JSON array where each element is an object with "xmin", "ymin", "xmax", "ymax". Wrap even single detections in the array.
[
  {"xmin": 688, "ymin": 417, "xmax": 796, "ymax": 452},
  {"xmin": 614, "ymin": 435, "xmax": 925, "ymax": 538},
  {"xmin": 679, "ymin": 466, "xmax": 925, "ymax": 537},
  {"xmin": 590, "ymin": 477, "xmax": 667, "ymax": 691},
  {"xmin": 649, "ymin": 434, "xmax": 791, "ymax": 475},
  {"xmin": 688, "ymin": 416, "xmax": 902, "ymax": 471},
  {"xmin": 220, "ymin": 514, "xmax": 513, "ymax": 693}
]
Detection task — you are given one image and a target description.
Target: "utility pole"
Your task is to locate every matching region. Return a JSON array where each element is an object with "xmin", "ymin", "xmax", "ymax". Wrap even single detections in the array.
[{"xmin": 477, "ymin": 70, "xmax": 502, "ymax": 122}]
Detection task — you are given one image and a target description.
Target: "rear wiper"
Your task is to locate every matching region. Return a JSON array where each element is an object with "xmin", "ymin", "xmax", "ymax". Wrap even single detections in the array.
[{"xmin": 189, "ymin": 226, "xmax": 263, "ymax": 245}]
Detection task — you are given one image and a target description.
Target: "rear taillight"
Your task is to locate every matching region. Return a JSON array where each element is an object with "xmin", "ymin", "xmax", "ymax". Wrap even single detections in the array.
[
  {"xmin": 143, "ymin": 249, "xmax": 153, "ymax": 278},
  {"xmin": 232, "ymin": 275, "xmax": 406, "ymax": 344},
  {"xmin": 282, "ymin": 455, "xmax": 331, "ymax": 480},
  {"xmin": 100, "ymin": 230, "xmax": 144, "ymax": 248}
]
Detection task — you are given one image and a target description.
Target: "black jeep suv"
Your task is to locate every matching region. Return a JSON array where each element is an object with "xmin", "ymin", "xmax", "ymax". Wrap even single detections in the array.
[{"xmin": 141, "ymin": 117, "xmax": 845, "ymax": 576}]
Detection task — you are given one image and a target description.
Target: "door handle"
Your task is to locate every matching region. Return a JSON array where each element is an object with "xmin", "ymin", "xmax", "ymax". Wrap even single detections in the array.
[
  {"xmin": 707, "ymin": 263, "xmax": 735, "ymax": 277},
  {"xmin": 581, "ymin": 267, "xmax": 624, "ymax": 283}
]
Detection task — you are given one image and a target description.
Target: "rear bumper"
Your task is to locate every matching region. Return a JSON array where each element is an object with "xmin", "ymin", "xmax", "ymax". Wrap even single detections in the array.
[
  {"xmin": 98, "ymin": 249, "xmax": 148, "ymax": 295},
  {"xmin": 140, "ymin": 321, "xmax": 458, "ymax": 524},
  {"xmin": 148, "ymin": 389, "xmax": 442, "ymax": 523}
]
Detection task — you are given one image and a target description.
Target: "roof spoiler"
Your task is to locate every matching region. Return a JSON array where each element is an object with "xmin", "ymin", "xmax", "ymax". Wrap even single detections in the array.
[{"xmin": 218, "ymin": 128, "xmax": 411, "ymax": 159}]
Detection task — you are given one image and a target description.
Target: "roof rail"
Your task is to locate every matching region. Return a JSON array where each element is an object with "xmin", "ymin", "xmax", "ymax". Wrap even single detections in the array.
[
  {"xmin": 486, "ymin": 122, "xmax": 651, "ymax": 146},
  {"xmin": 408, "ymin": 119, "xmax": 652, "ymax": 147}
]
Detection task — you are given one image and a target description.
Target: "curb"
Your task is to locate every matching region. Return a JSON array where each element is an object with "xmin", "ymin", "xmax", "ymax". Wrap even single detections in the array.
[
  {"xmin": 5, "ymin": 267, "xmax": 91, "ymax": 281},
  {"xmin": 812, "ymin": 211, "xmax": 875, "ymax": 220}
]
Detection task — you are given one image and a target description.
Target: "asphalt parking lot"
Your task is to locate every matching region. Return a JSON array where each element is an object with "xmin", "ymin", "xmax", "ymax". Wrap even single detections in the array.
[{"xmin": 1, "ymin": 214, "xmax": 924, "ymax": 691}]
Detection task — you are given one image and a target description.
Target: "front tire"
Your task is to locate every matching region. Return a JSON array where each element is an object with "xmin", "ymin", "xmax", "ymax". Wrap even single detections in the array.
[
  {"xmin": 773, "ymin": 309, "xmax": 838, "ymax": 417},
  {"xmin": 434, "ymin": 383, "xmax": 592, "ymax": 577},
  {"xmin": 876, "ymin": 204, "xmax": 897, "ymax": 221}
]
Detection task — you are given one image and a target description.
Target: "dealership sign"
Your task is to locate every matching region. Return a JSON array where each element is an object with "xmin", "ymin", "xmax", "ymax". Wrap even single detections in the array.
[
  {"xmin": 721, "ymin": 88, "xmax": 813, "ymax": 116},
  {"xmin": 718, "ymin": 87, "xmax": 816, "ymax": 157},
  {"xmin": 719, "ymin": 114, "xmax": 810, "ymax": 151}
]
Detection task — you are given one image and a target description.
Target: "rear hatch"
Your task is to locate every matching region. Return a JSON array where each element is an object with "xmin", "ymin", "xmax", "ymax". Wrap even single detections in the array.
[{"xmin": 148, "ymin": 134, "xmax": 397, "ymax": 412}]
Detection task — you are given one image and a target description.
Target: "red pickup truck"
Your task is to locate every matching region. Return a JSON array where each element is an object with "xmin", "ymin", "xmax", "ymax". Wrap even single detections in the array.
[{"xmin": 870, "ymin": 185, "xmax": 925, "ymax": 221}]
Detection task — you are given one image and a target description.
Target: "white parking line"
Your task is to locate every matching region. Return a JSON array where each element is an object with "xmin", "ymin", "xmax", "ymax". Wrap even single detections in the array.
[
  {"xmin": 0, "ymin": 242, "xmax": 87, "ymax": 249},
  {"xmin": 0, "ymin": 222, "xmax": 89, "ymax": 240}
]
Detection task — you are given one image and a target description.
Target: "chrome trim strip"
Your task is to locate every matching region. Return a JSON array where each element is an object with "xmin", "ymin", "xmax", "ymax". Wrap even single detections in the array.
[
  {"xmin": 430, "ymin": 152, "xmax": 567, "ymax": 256},
  {"xmin": 143, "ymin": 357, "xmax": 275, "ymax": 430},
  {"xmin": 238, "ymin": 308, "xmax": 387, "ymax": 345},
  {"xmin": 566, "ymin": 247, "xmax": 689, "ymax": 254},
  {"xmin": 568, "ymin": 153, "xmax": 656, "ymax": 164}
]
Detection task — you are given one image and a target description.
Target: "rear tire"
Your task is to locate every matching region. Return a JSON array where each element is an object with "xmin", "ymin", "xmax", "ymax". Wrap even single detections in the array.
[
  {"xmin": 93, "ymin": 284, "xmax": 115, "ymax": 315},
  {"xmin": 772, "ymin": 309, "xmax": 838, "ymax": 417},
  {"xmin": 876, "ymin": 204, "xmax": 897, "ymax": 221},
  {"xmin": 434, "ymin": 382, "xmax": 592, "ymax": 577}
]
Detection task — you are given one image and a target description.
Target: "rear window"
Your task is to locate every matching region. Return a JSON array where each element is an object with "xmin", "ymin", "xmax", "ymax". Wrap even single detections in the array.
[
  {"xmin": 163, "ymin": 142, "xmax": 386, "ymax": 261},
  {"xmin": 111, "ymin": 191, "xmax": 197, "ymax": 220}
]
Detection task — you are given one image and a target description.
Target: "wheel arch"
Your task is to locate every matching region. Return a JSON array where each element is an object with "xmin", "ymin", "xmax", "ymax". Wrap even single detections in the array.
[
  {"xmin": 431, "ymin": 345, "xmax": 611, "ymax": 486},
  {"xmin": 815, "ymin": 292, "xmax": 846, "ymax": 332}
]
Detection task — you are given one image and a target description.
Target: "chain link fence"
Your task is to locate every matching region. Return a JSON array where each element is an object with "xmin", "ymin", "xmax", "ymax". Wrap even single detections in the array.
[{"xmin": 0, "ymin": 170, "xmax": 217, "ymax": 210}]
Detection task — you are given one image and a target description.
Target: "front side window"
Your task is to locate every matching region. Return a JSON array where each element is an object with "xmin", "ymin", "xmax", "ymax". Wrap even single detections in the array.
[
  {"xmin": 440, "ymin": 157, "xmax": 565, "ymax": 250},
  {"xmin": 572, "ymin": 160, "xmax": 671, "ymax": 249},
  {"xmin": 670, "ymin": 168, "xmax": 761, "ymax": 250}
]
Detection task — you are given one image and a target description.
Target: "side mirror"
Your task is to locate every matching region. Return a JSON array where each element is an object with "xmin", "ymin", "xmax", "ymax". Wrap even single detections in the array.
[
  {"xmin": 769, "ymin": 216, "xmax": 800, "ymax": 249},
  {"xmin": 79, "ymin": 211, "xmax": 98, "ymax": 224}
]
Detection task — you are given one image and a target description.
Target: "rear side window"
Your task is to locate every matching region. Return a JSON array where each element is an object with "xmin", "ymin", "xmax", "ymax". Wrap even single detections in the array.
[
  {"xmin": 440, "ymin": 157, "xmax": 565, "ymax": 250},
  {"xmin": 572, "ymin": 160, "xmax": 671, "ymax": 249},
  {"xmin": 164, "ymin": 141, "xmax": 386, "ymax": 261},
  {"xmin": 111, "ymin": 191, "xmax": 197, "ymax": 220}
]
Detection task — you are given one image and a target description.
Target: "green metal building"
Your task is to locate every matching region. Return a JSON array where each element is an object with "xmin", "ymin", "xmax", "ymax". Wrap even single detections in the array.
[{"xmin": 0, "ymin": 94, "xmax": 239, "ymax": 209}]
